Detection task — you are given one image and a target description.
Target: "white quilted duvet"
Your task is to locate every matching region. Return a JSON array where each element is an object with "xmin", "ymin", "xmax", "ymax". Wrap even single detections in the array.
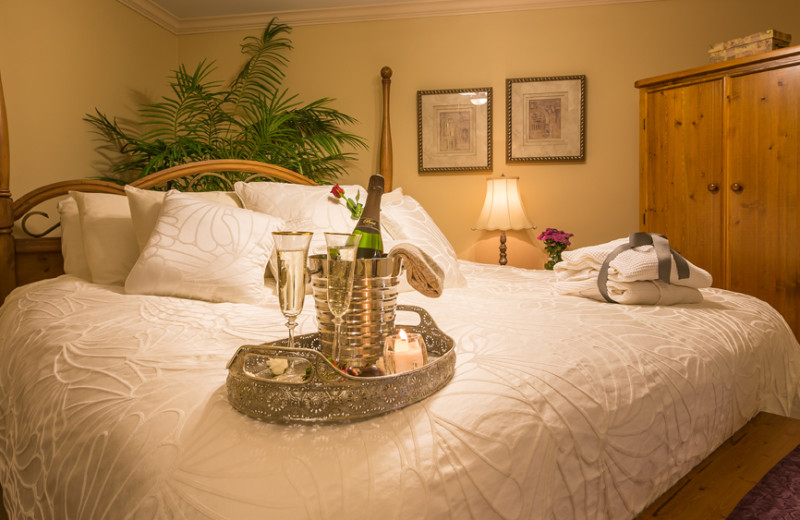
[{"xmin": 1, "ymin": 262, "xmax": 799, "ymax": 519}]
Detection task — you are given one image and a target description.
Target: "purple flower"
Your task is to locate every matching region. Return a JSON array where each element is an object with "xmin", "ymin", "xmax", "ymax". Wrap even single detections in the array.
[
  {"xmin": 538, "ymin": 227, "xmax": 573, "ymax": 269},
  {"xmin": 538, "ymin": 227, "xmax": 573, "ymax": 247}
]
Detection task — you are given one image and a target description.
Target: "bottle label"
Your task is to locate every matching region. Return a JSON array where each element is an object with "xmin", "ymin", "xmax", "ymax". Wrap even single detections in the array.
[
  {"xmin": 358, "ymin": 217, "xmax": 379, "ymax": 232},
  {"xmin": 355, "ymin": 231, "xmax": 383, "ymax": 251}
]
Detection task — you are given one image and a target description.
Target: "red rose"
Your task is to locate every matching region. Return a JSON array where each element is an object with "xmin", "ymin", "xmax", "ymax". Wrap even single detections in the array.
[{"xmin": 331, "ymin": 185, "xmax": 344, "ymax": 198}]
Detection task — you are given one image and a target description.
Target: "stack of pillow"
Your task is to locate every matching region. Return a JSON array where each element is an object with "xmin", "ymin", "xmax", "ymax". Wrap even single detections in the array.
[{"xmin": 57, "ymin": 181, "xmax": 466, "ymax": 305}]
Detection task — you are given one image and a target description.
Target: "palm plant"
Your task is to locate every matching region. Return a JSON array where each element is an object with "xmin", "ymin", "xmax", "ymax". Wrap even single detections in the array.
[{"xmin": 85, "ymin": 19, "xmax": 366, "ymax": 186}]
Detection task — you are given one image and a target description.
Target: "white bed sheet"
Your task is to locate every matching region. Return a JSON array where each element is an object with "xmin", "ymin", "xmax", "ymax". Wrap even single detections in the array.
[{"xmin": 1, "ymin": 261, "xmax": 799, "ymax": 519}]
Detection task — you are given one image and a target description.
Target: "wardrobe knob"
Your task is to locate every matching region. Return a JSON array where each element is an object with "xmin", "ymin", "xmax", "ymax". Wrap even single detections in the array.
[
  {"xmin": 707, "ymin": 183, "xmax": 719, "ymax": 193},
  {"xmin": 731, "ymin": 183, "xmax": 743, "ymax": 192}
]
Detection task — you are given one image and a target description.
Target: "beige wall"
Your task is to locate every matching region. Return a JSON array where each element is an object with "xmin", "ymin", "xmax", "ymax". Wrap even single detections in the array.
[
  {"xmin": 0, "ymin": 0, "xmax": 176, "ymax": 199},
  {"xmin": 3, "ymin": 0, "xmax": 800, "ymax": 267}
]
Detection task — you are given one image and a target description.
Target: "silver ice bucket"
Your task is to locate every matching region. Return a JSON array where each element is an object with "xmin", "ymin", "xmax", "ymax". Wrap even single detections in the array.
[{"xmin": 309, "ymin": 254, "xmax": 404, "ymax": 367}]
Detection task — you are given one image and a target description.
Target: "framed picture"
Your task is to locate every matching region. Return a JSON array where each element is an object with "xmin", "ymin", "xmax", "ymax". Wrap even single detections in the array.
[
  {"xmin": 506, "ymin": 75, "xmax": 585, "ymax": 161},
  {"xmin": 417, "ymin": 87, "xmax": 492, "ymax": 172}
]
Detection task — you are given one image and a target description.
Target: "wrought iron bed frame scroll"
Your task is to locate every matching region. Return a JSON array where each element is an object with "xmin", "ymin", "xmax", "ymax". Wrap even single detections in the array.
[{"xmin": 0, "ymin": 66, "xmax": 394, "ymax": 304}]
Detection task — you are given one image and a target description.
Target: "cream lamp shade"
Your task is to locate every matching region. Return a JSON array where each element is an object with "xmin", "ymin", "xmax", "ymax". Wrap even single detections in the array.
[{"xmin": 473, "ymin": 175, "xmax": 534, "ymax": 265}]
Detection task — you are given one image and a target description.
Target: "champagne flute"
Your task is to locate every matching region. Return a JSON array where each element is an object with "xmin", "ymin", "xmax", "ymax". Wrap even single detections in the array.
[
  {"xmin": 272, "ymin": 231, "xmax": 313, "ymax": 349},
  {"xmin": 324, "ymin": 232, "xmax": 362, "ymax": 365}
]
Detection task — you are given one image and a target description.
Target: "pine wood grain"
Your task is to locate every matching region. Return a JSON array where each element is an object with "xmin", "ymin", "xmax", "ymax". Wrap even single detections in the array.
[
  {"xmin": 637, "ymin": 47, "xmax": 800, "ymax": 339},
  {"xmin": 639, "ymin": 79, "xmax": 725, "ymax": 286},
  {"xmin": 726, "ymin": 65, "xmax": 800, "ymax": 335},
  {"xmin": 637, "ymin": 412, "xmax": 800, "ymax": 519}
]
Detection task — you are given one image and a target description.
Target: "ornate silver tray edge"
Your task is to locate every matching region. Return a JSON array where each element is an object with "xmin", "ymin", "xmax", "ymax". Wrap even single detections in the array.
[{"xmin": 226, "ymin": 305, "xmax": 456, "ymax": 424}]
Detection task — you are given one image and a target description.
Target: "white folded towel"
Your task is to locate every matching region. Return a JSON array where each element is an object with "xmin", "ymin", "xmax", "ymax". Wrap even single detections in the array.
[
  {"xmin": 554, "ymin": 278, "xmax": 704, "ymax": 305},
  {"xmin": 554, "ymin": 234, "xmax": 712, "ymax": 305}
]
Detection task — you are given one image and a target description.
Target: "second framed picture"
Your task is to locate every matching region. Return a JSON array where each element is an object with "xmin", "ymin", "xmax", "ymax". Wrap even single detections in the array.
[
  {"xmin": 417, "ymin": 88, "xmax": 492, "ymax": 172},
  {"xmin": 506, "ymin": 75, "xmax": 585, "ymax": 161}
]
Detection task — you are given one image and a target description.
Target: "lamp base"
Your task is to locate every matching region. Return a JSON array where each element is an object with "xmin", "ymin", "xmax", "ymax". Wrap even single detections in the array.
[{"xmin": 499, "ymin": 230, "xmax": 507, "ymax": 266}]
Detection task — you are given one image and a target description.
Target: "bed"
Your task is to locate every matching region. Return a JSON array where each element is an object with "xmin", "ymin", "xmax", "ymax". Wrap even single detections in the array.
[{"xmin": 1, "ymin": 68, "xmax": 800, "ymax": 520}]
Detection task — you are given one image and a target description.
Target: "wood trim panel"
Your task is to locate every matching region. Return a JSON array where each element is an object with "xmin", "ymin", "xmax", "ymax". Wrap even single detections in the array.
[
  {"xmin": 0, "ymin": 73, "xmax": 15, "ymax": 301},
  {"xmin": 635, "ymin": 46, "xmax": 800, "ymax": 91},
  {"xmin": 15, "ymin": 237, "xmax": 61, "ymax": 254}
]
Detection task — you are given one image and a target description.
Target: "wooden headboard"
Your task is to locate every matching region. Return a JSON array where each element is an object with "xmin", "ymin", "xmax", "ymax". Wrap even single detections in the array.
[{"xmin": 0, "ymin": 67, "xmax": 394, "ymax": 304}]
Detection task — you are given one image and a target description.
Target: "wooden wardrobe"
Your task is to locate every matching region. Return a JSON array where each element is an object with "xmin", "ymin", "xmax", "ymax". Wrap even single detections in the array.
[{"xmin": 636, "ymin": 46, "xmax": 800, "ymax": 338}]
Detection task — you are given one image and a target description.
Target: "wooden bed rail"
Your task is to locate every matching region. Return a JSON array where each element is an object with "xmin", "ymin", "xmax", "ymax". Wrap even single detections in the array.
[{"xmin": 11, "ymin": 159, "xmax": 316, "ymax": 220}]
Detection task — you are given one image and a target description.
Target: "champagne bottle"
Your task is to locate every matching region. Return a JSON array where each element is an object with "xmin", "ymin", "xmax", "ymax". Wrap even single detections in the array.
[{"xmin": 353, "ymin": 174, "xmax": 385, "ymax": 259}]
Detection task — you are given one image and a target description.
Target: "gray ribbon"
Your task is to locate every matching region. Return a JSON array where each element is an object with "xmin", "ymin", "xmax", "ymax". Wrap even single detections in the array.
[{"xmin": 597, "ymin": 232, "xmax": 691, "ymax": 304}]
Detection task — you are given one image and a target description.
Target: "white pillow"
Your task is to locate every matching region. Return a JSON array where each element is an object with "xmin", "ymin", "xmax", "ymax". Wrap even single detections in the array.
[
  {"xmin": 57, "ymin": 196, "xmax": 92, "ymax": 280},
  {"xmin": 235, "ymin": 181, "xmax": 403, "ymax": 279},
  {"xmin": 125, "ymin": 185, "xmax": 242, "ymax": 251},
  {"xmin": 125, "ymin": 191, "xmax": 285, "ymax": 304},
  {"xmin": 382, "ymin": 195, "xmax": 466, "ymax": 288},
  {"xmin": 70, "ymin": 191, "xmax": 139, "ymax": 286}
]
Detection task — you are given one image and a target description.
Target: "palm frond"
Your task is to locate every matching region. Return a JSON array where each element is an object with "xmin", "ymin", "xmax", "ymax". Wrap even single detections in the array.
[
  {"xmin": 229, "ymin": 19, "xmax": 293, "ymax": 113},
  {"xmin": 85, "ymin": 18, "xmax": 366, "ymax": 184}
]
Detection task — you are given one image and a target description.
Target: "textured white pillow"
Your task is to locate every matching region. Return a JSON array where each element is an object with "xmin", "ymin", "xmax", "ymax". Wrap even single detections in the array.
[
  {"xmin": 235, "ymin": 181, "xmax": 402, "ymax": 235},
  {"xmin": 70, "ymin": 191, "xmax": 139, "ymax": 286},
  {"xmin": 125, "ymin": 191, "xmax": 284, "ymax": 304},
  {"xmin": 382, "ymin": 195, "xmax": 466, "ymax": 288},
  {"xmin": 235, "ymin": 181, "xmax": 403, "ymax": 279},
  {"xmin": 57, "ymin": 196, "xmax": 92, "ymax": 280},
  {"xmin": 125, "ymin": 185, "xmax": 242, "ymax": 251}
]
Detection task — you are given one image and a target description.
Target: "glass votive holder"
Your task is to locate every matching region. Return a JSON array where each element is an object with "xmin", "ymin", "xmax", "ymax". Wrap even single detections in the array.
[{"xmin": 384, "ymin": 329, "xmax": 427, "ymax": 374}]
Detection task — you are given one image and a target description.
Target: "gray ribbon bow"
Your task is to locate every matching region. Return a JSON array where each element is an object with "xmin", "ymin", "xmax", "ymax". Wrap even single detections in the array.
[{"xmin": 597, "ymin": 232, "xmax": 691, "ymax": 304}]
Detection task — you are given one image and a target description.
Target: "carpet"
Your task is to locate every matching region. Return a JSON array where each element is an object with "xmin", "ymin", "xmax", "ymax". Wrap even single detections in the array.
[{"xmin": 728, "ymin": 443, "xmax": 800, "ymax": 519}]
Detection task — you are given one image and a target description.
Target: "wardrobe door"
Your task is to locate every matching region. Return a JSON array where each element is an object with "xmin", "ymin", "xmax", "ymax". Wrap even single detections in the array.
[
  {"xmin": 640, "ymin": 80, "xmax": 725, "ymax": 286},
  {"xmin": 727, "ymin": 64, "xmax": 800, "ymax": 334}
]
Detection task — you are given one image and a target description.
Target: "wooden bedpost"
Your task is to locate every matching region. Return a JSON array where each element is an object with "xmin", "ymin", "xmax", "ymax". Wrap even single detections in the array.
[
  {"xmin": 0, "ymin": 73, "xmax": 15, "ymax": 304},
  {"xmin": 379, "ymin": 66, "xmax": 393, "ymax": 192}
]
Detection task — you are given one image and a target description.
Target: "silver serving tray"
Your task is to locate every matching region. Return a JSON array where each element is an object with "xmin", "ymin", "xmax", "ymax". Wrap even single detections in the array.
[{"xmin": 226, "ymin": 305, "xmax": 456, "ymax": 423}]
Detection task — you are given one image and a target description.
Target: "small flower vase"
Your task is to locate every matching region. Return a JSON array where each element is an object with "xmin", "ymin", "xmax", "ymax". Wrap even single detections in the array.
[
  {"xmin": 538, "ymin": 229, "xmax": 573, "ymax": 271},
  {"xmin": 544, "ymin": 250, "xmax": 563, "ymax": 270}
]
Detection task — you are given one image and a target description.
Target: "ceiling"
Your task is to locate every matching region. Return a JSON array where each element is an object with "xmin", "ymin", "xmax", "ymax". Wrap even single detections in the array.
[{"xmin": 117, "ymin": 0, "xmax": 658, "ymax": 34}]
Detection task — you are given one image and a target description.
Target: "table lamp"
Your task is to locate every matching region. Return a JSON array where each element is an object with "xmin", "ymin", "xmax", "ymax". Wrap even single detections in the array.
[{"xmin": 473, "ymin": 175, "xmax": 534, "ymax": 265}]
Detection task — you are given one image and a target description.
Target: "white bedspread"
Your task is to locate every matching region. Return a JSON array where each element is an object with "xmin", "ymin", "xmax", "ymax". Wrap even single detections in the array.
[{"xmin": 1, "ymin": 262, "xmax": 799, "ymax": 519}]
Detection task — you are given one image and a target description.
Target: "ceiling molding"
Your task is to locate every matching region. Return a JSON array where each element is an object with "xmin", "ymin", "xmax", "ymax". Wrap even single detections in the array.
[
  {"xmin": 118, "ymin": 0, "xmax": 182, "ymax": 32},
  {"xmin": 118, "ymin": 0, "xmax": 660, "ymax": 35}
]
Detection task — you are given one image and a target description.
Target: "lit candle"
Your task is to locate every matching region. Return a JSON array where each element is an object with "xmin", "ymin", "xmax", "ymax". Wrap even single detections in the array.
[{"xmin": 385, "ymin": 329, "xmax": 427, "ymax": 374}]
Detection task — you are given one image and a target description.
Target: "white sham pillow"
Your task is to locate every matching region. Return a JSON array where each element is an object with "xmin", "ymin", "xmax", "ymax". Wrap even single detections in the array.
[
  {"xmin": 234, "ymin": 181, "xmax": 402, "ymax": 236},
  {"xmin": 70, "ymin": 191, "xmax": 139, "ymax": 286},
  {"xmin": 125, "ymin": 185, "xmax": 242, "ymax": 252},
  {"xmin": 125, "ymin": 191, "xmax": 285, "ymax": 304},
  {"xmin": 235, "ymin": 181, "xmax": 403, "ymax": 279},
  {"xmin": 57, "ymin": 196, "xmax": 92, "ymax": 280},
  {"xmin": 381, "ymin": 195, "xmax": 467, "ymax": 288}
]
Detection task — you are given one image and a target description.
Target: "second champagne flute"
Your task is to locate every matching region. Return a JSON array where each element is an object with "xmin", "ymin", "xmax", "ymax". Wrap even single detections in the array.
[
  {"xmin": 324, "ymin": 232, "xmax": 361, "ymax": 365},
  {"xmin": 272, "ymin": 231, "xmax": 313, "ymax": 349}
]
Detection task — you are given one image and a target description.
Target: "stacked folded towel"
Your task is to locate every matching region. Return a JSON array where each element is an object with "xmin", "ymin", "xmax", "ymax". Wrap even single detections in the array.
[{"xmin": 553, "ymin": 235, "xmax": 712, "ymax": 305}]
